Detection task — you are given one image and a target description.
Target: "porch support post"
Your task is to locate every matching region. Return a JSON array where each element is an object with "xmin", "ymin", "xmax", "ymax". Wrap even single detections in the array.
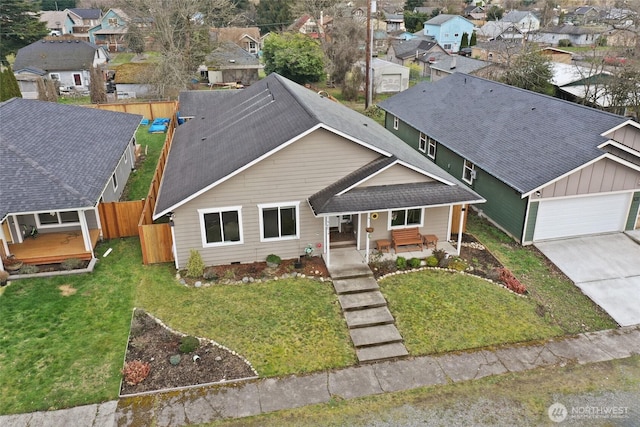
[
  {"xmin": 12, "ymin": 215, "xmax": 23, "ymax": 244},
  {"xmin": 365, "ymin": 213, "xmax": 371, "ymax": 263},
  {"xmin": 79, "ymin": 210, "xmax": 92, "ymax": 253},
  {"xmin": 0, "ymin": 221, "xmax": 8, "ymax": 270},
  {"xmin": 324, "ymin": 216, "xmax": 331, "ymax": 266},
  {"xmin": 356, "ymin": 213, "xmax": 361, "ymax": 251},
  {"xmin": 456, "ymin": 205, "xmax": 465, "ymax": 256},
  {"xmin": 94, "ymin": 205, "xmax": 103, "ymax": 240}
]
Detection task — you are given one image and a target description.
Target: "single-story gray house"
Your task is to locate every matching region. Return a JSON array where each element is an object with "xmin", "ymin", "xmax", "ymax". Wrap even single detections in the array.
[
  {"xmin": 379, "ymin": 73, "xmax": 640, "ymax": 244},
  {"xmin": 0, "ymin": 98, "xmax": 141, "ymax": 270},
  {"xmin": 154, "ymin": 74, "xmax": 484, "ymax": 268}
]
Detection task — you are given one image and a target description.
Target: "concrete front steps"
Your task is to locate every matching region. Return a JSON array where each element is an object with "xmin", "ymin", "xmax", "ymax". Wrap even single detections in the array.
[{"xmin": 332, "ymin": 272, "xmax": 408, "ymax": 363}]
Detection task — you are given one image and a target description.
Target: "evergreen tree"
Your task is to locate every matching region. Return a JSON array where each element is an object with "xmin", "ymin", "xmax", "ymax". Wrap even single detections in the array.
[
  {"xmin": 470, "ymin": 31, "xmax": 477, "ymax": 46},
  {"xmin": 404, "ymin": 0, "xmax": 424, "ymax": 11},
  {"xmin": 404, "ymin": 12, "xmax": 429, "ymax": 33},
  {"xmin": 0, "ymin": 67, "xmax": 22, "ymax": 101},
  {"xmin": 0, "ymin": 0, "xmax": 49, "ymax": 65},
  {"xmin": 460, "ymin": 32, "xmax": 469, "ymax": 48},
  {"xmin": 40, "ymin": 0, "xmax": 76, "ymax": 11},
  {"xmin": 256, "ymin": 0, "xmax": 293, "ymax": 34}
]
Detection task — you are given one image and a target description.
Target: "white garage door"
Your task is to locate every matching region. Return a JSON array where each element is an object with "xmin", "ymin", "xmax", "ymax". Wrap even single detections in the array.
[
  {"xmin": 534, "ymin": 193, "xmax": 631, "ymax": 241},
  {"xmin": 379, "ymin": 74, "xmax": 401, "ymax": 93}
]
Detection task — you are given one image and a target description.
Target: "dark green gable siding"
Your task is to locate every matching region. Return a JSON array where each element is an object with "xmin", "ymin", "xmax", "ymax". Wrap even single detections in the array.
[
  {"xmin": 626, "ymin": 191, "xmax": 640, "ymax": 230},
  {"xmin": 384, "ymin": 112, "xmax": 528, "ymax": 240}
]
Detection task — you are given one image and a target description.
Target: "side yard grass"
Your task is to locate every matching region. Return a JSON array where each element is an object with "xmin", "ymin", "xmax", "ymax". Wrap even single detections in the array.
[
  {"xmin": 135, "ymin": 276, "xmax": 356, "ymax": 377},
  {"xmin": 122, "ymin": 127, "xmax": 167, "ymax": 200},
  {"xmin": 466, "ymin": 214, "xmax": 618, "ymax": 334}
]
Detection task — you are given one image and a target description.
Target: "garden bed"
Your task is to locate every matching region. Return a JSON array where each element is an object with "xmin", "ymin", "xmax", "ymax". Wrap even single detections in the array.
[{"xmin": 121, "ymin": 309, "xmax": 257, "ymax": 396}]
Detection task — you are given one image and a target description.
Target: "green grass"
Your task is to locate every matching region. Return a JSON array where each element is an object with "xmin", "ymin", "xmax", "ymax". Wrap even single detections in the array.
[
  {"xmin": 380, "ymin": 270, "xmax": 562, "ymax": 354},
  {"xmin": 135, "ymin": 276, "xmax": 355, "ymax": 377},
  {"xmin": 109, "ymin": 53, "xmax": 135, "ymax": 65},
  {"xmin": 0, "ymin": 238, "xmax": 174, "ymax": 415},
  {"xmin": 122, "ymin": 127, "xmax": 167, "ymax": 200},
  {"xmin": 57, "ymin": 95, "xmax": 91, "ymax": 105},
  {"xmin": 466, "ymin": 214, "xmax": 618, "ymax": 334}
]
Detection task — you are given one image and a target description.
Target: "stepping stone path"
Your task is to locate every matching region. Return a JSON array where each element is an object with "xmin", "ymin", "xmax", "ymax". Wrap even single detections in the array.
[{"xmin": 330, "ymin": 259, "xmax": 408, "ymax": 363}]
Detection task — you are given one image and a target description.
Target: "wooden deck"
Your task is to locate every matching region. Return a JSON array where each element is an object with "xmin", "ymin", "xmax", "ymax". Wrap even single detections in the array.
[{"xmin": 6, "ymin": 229, "xmax": 100, "ymax": 265}]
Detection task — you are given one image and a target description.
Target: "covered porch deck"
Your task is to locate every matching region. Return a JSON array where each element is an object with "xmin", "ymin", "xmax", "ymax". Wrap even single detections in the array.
[{"xmin": 4, "ymin": 229, "xmax": 101, "ymax": 265}]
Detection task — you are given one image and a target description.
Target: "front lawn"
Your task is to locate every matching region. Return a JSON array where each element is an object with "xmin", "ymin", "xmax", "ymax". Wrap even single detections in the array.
[
  {"xmin": 0, "ymin": 238, "xmax": 173, "ymax": 415},
  {"xmin": 135, "ymin": 276, "xmax": 355, "ymax": 377},
  {"xmin": 380, "ymin": 270, "xmax": 563, "ymax": 354}
]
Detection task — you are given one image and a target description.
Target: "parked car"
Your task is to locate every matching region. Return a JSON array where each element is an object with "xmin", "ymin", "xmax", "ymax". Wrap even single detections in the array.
[{"xmin": 459, "ymin": 47, "xmax": 472, "ymax": 57}]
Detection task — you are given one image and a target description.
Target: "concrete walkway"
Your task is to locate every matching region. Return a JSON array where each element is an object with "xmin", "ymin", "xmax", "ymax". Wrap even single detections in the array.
[
  {"xmin": 326, "ymin": 248, "xmax": 409, "ymax": 362},
  {"xmin": 2, "ymin": 326, "xmax": 639, "ymax": 427}
]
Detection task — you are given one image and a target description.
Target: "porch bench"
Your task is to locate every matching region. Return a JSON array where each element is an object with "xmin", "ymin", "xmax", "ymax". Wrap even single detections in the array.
[{"xmin": 391, "ymin": 227, "xmax": 424, "ymax": 252}]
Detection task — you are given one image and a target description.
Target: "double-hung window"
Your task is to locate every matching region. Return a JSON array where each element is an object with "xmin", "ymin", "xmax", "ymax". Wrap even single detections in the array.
[
  {"xmin": 389, "ymin": 208, "xmax": 423, "ymax": 228},
  {"xmin": 393, "ymin": 116, "xmax": 399, "ymax": 130},
  {"xmin": 259, "ymin": 202, "xmax": 299, "ymax": 241},
  {"xmin": 427, "ymin": 137, "xmax": 436, "ymax": 159},
  {"xmin": 199, "ymin": 207, "xmax": 243, "ymax": 247},
  {"xmin": 463, "ymin": 159, "xmax": 476, "ymax": 184},
  {"xmin": 418, "ymin": 132, "xmax": 427, "ymax": 153}
]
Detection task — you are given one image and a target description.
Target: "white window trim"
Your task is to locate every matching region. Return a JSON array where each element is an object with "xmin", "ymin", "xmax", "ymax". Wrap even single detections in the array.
[
  {"xmin": 427, "ymin": 137, "xmax": 436, "ymax": 159},
  {"xmin": 393, "ymin": 116, "xmax": 399, "ymax": 130},
  {"xmin": 198, "ymin": 206, "xmax": 244, "ymax": 247},
  {"xmin": 463, "ymin": 159, "xmax": 476, "ymax": 184},
  {"xmin": 388, "ymin": 208, "xmax": 424, "ymax": 229},
  {"xmin": 418, "ymin": 132, "xmax": 427, "ymax": 153},
  {"xmin": 35, "ymin": 211, "xmax": 81, "ymax": 228},
  {"xmin": 258, "ymin": 201, "xmax": 300, "ymax": 242}
]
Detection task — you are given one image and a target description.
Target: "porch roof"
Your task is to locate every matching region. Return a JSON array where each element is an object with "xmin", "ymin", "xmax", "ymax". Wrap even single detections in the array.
[{"xmin": 309, "ymin": 181, "xmax": 485, "ymax": 215}]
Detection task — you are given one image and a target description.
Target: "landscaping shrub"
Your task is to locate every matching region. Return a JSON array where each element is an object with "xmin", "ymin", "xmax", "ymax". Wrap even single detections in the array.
[
  {"xmin": 396, "ymin": 256, "xmax": 407, "ymax": 270},
  {"xmin": 409, "ymin": 257, "xmax": 421, "ymax": 269},
  {"xmin": 122, "ymin": 360, "xmax": 150, "ymax": 385},
  {"xmin": 186, "ymin": 249, "xmax": 205, "ymax": 278},
  {"xmin": 448, "ymin": 258, "xmax": 467, "ymax": 271},
  {"xmin": 61, "ymin": 258, "xmax": 82, "ymax": 270},
  {"xmin": 558, "ymin": 39, "xmax": 572, "ymax": 47},
  {"xmin": 425, "ymin": 256, "xmax": 438, "ymax": 267},
  {"xmin": 19, "ymin": 264, "xmax": 39, "ymax": 274},
  {"xmin": 438, "ymin": 257, "xmax": 451, "ymax": 269},
  {"xmin": 497, "ymin": 267, "xmax": 527, "ymax": 294},
  {"xmin": 432, "ymin": 248, "xmax": 447, "ymax": 263},
  {"xmin": 179, "ymin": 335, "xmax": 200, "ymax": 353},
  {"xmin": 266, "ymin": 254, "xmax": 281, "ymax": 265},
  {"xmin": 203, "ymin": 270, "xmax": 218, "ymax": 281}
]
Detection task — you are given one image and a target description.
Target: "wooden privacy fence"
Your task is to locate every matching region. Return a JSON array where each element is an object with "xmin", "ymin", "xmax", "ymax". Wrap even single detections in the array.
[
  {"xmin": 452, "ymin": 204, "xmax": 468, "ymax": 234},
  {"xmin": 96, "ymin": 100, "xmax": 178, "ymax": 264}
]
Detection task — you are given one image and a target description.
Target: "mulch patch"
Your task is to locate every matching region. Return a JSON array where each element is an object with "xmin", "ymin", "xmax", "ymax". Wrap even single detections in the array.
[{"xmin": 120, "ymin": 309, "xmax": 256, "ymax": 396}]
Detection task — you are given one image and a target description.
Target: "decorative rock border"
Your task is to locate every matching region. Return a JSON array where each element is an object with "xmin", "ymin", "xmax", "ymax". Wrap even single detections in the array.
[
  {"xmin": 377, "ymin": 266, "xmax": 528, "ymax": 298},
  {"xmin": 176, "ymin": 271, "xmax": 332, "ymax": 288},
  {"xmin": 119, "ymin": 307, "xmax": 259, "ymax": 398}
]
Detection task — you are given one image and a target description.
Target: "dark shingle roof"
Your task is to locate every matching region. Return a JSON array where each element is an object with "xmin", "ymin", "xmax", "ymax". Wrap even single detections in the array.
[
  {"xmin": 205, "ymin": 41, "xmax": 260, "ymax": 67},
  {"xmin": 69, "ymin": 8, "xmax": 102, "ymax": 20},
  {"xmin": 178, "ymin": 90, "xmax": 241, "ymax": 117},
  {"xmin": 0, "ymin": 98, "xmax": 141, "ymax": 219},
  {"xmin": 390, "ymin": 39, "xmax": 438, "ymax": 59},
  {"xmin": 378, "ymin": 73, "xmax": 628, "ymax": 194},
  {"xmin": 155, "ymin": 73, "xmax": 481, "ymax": 217},
  {"xmin": 14, "ymin": 39, "xmax": 101, "ymax": 72}
]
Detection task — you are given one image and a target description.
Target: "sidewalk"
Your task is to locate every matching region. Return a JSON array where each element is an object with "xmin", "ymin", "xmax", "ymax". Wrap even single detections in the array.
[{"xmin": 2, "ymin": 326, "xmax": 639, "ymax": 427}]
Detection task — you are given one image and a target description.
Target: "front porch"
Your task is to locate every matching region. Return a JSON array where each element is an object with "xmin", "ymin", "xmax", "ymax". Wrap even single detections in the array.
[{"xmin": 4, "ymin": 229, "xmax": 101, "ymax": 265}]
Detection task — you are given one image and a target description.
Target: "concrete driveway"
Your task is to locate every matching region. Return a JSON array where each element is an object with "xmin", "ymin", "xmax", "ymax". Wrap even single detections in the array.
[{"xmin": 536, "ymin": 232, "xmax": 640, "ymax": 327}]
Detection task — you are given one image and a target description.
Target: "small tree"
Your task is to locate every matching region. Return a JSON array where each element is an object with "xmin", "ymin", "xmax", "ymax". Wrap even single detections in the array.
[
  {"xmin": 342, "ymin": 66, "xmax": 364, "ymax": 101},
  {"xmin": 186, "ymin": 249, "xmax": 205, "ymax": 278},
  {"xmin": 263, "ymin": 33, "xmax": 325, "ymax": 84},
  {"xmin": 487, "ymin": 5, "xmax": 504, "ymax": 21},
  {"xmin": 470, "ymin": 31, "xmax": 477, "ymax": 46},
  {"xmin": 45, "ymin": 78, "xmax": 58, "ymax": 102},
  {"xmin": 0, "ymin": 67, "xmax": 22, "ymax": 101},
  {"xmin": 502, "ymin": 49, "xmax": 553, "ymax": 95},
  {"xmin": 125, "ymin": 24, "xmax": 146, "ymax": 55},
  {"xmin": 460, "ymin": 32, "xmax": 469, "ymax": 48},
  {"xmin": 89, "ymin": 66, "xmax": 107, "ymax": 104}
]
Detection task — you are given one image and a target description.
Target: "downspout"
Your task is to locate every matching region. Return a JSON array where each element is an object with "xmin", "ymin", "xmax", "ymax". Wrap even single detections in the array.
[
  {"xmin": 456, "ymin": 205, "xmax": 465, "ymax": 256},
  {"xmin": 170, "ymin": 214, "xmax": 179, "ymax": 269},
  {"xmin": 94, "ymin": 205, "xmax": 103, "ymax": 240}
]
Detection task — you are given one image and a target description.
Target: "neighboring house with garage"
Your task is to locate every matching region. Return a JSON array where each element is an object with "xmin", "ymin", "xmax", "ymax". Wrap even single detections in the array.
[
  {"xmin": 0, "ymin": 98, "xmax": 141, "ymax": 271},
  {"xmin": 153, "ymin": 73, "xmax": 484, "ymax": 269},
  {"xmin": 358, "ymin": 58, "xmax": 410, "ymax": 93},
  {"xmin": 379, "ymin": 73, "xmax": 640, "ymax": 244},
  {"xmin": 13, "ymin": 39, "xmax": 109, "ymax": 92}
]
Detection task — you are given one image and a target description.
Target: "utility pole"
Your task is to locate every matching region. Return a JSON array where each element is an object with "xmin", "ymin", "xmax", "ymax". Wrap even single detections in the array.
[{"xmin": 365, "ymin": 0, "xmax": 376, "ymax": 109}]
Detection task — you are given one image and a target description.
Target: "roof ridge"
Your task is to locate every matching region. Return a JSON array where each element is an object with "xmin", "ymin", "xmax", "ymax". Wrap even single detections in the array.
[{"xmin": 272, "ymin": 74, "xmax": 318, "ymax": 124}]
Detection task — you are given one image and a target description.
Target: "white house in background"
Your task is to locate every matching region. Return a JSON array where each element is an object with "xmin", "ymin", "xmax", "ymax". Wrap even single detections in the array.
[
  {"xmin": 501, "ymin": 10, "xmax": 540, "ymax": 32},
  {"xmin": 359, "ymin": 59, "xmax": 410, "ymax": 93}
]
